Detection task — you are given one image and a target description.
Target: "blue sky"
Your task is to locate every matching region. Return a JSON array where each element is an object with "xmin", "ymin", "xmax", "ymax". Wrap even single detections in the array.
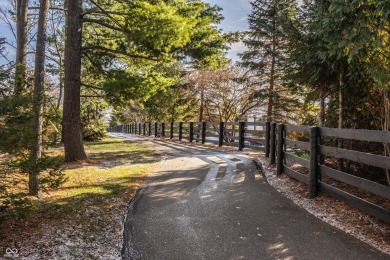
[
  {"xmin": 204, "ymin": 0, "xmax": 251, "ymax": 60},
  {"xmin": 0, "ymin": 0, "xmax": 15, "ymax": 64},
  {"xmin": 205, "ymin": 0, "xmax": 251, "ymax": 31}
]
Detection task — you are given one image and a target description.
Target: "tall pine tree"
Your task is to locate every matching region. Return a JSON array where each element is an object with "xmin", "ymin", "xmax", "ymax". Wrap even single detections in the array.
[{"xmin": 240, "ymin": 0, "xmax": 298, "ymax": 122}]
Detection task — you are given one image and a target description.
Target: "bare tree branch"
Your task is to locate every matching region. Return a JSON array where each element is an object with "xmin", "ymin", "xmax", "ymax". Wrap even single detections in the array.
[
  {"xmin": 28, "ymin": 6, "xmax": 66, "ymax": 12},
  {"xmin": 0, "ymin": 7, "xmax": 16, "ymax": 39},
  {"xmin": 86, "ymin": 0, "xmax": 124, "ymax": 29},
  {"xmin": 81, "ymin": 83, "xmax": 104, "ymax": 90},
  {"xmin": 83, "ymin": 18, "xmax": 122, "ymax": 32}
]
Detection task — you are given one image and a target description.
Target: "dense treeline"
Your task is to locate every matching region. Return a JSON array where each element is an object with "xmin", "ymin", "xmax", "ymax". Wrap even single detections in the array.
[
  {"xmin": 0, "ymin": 0, "xmax": 232, "ymax": 199},
  {"xmin": 241, "ymin": 0, "xmax": 390, "ymax": 183},
  {"xmin": 120, "ymin": 0, "xmax": 390, "ymax": 133},
  {"xmin": 242, "ymin": 0, "xmax": 389, "ymax": 185},
  {"xmin": 111, "ymin": 0, "xmax": 390, "ymax": 184}
]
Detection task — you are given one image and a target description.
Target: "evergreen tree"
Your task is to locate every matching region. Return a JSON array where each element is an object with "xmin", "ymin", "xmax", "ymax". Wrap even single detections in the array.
[
  {"xmin": 62, "ymin": 0, "xmax": 232, "ymax": 161},
  {"xmin": 240, "ymin": 0, "xmax": 298, "ymax": 122}
]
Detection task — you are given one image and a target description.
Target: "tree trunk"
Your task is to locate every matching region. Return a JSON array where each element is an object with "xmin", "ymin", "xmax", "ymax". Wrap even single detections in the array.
[
  {"xmin": 63, "ymin": 0, "xmax": 87, "ymax": 162},
  {"xmin": 15, "ymin": 0, "xmax": 29, "ymax": 96},
  {"xmin": 337, "ymin": 63, "xmax": 344, "ymax": 171},
  {"xmin": 196, "ymin": 87, "xmax": 204, "ymax": 140},
  {"xmin": 267, "ymin": 14, "xmax": 276, "ymax": 123},
  {"xmin": 199, "ymin": 87, "xmax": 204, "ymax": 122},
  {"xmin": 319, "ymin": 88, "xmax": 326, "ymax": 165},
  {"xmin": 56, "ymin": 70, "xmax": 64, "ymax": 111},
  {"xmin": 319, "ymin": 89, "xmax": 325, "ymax": 127},
  {"xmin": 29, "ymin": 0, "xmax": 50, "ymax": 195}
]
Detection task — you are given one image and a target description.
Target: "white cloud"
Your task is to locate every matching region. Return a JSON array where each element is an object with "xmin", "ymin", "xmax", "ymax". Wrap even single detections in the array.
[
  {"xmin": 227, "ymin": 41, "xmax": 248, "ymax": 61},
  {"xmin": 230, "ymin": 41, "xmax": 247, "ymax": 54},
  {"xmin": 237, "ymin": 16, "xmax": 248, "ymax": 22}
]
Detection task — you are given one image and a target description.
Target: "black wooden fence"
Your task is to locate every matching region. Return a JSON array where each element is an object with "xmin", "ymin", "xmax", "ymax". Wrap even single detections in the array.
[{"xmin": 108, "ymin": 122, "xmax": 390, "ymax": 224}]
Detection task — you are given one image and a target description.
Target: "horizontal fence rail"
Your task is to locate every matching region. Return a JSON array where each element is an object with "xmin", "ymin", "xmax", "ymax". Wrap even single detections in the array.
[{"xmin": 108, "ymin": 122, "xmax": 390, "ymax": 224}]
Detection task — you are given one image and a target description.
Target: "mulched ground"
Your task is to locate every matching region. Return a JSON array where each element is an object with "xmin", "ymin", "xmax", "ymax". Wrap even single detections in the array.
[{"xmin": 261, "ymin": 160, "xmax": 390, "ymax": 255}]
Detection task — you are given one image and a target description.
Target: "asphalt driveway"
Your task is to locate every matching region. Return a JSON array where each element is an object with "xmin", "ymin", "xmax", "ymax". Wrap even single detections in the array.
[{"xmin": 111, "ymin": 134, "xmax": 389, "ymax": 260}]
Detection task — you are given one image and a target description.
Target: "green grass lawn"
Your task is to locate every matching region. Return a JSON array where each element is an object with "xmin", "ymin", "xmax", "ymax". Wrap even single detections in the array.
[{"xmin": 1, "ymin": 137, "xmax": 161, "ymax": 219}]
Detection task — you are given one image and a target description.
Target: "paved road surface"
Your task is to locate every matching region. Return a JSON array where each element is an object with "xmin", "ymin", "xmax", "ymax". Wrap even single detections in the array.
[{"xmin": 111, "ymin": 133, "xmax": 389, "ymax": 260}]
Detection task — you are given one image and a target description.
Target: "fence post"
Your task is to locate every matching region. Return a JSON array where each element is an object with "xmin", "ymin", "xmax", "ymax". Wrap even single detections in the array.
[
  {"xmin": 309, "ymin": 127, "xmax": 320, "ymax": 198},
  {"xmin": 265, "ymin": 122, "xmax": 271, "ymax": 157},
  {"xmin": 238, "ymin": 122, "xmax": 245, "ymax": 151},
  {"xmin": 179, "ymin": 122, "xmax": 183, "ymax": 140},
  {"xmin": 162, "ymin": 123, "xmax": 165, "ymax": 137},
  {"xmin": 189, "ymin": 122, "xmax": 194, "ymax": 142},
  {"xmin": 142, "ymin": 123, "xmax": 145, "ymax": 135},
  {"xmin": 139, "ymin": 123, "xmax": 142, "ymax": 135},
  {"xmin": 170, "ymin": 122, "xmax": 174, "ymax": 139},
  {"xmin": 276, "ymin": 124, "xmax": 285, "ymax": 175},
  {"xmin": 270, "ymin": 123, "xmax": 276, "ymax": 164},
  {"xmin": 202, "ymin": 122, "xmax": 206, "ymax": 144},
  {"xmin": 219, "ymin": 122, "xmax": 224, "ymax": 147},
  {"xmin": 154, "ymin": 122, "xmax": 158, "ymax": 137}
]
